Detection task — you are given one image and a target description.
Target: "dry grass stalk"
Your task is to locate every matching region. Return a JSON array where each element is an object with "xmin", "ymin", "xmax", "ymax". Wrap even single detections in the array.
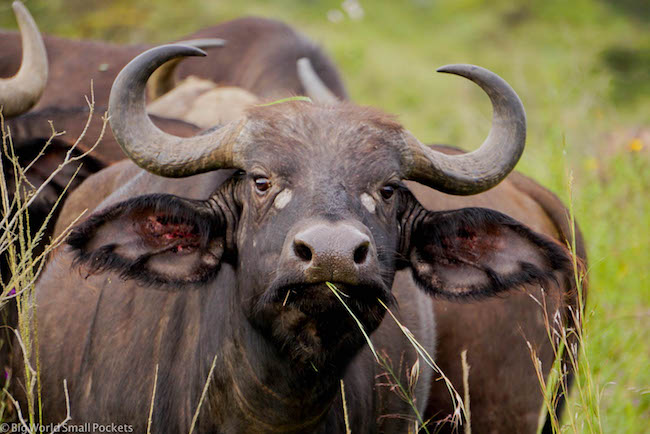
[{"xmin": 0, "ymin": 86, "xmax": 107, "ymax": 429}]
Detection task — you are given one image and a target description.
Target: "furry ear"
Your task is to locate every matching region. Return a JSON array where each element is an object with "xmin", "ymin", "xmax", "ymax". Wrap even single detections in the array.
[
  {"xmin": 68, "ymin": 194, "xmax": 226, "ymax": 287},
  {"xmin": 406, "ymin": 207, "xmax": 570, "ymax": 299}
]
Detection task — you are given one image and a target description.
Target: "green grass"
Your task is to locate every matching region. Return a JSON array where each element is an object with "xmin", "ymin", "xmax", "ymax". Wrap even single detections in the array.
[{"xmin": 2, "ymin": 0, "xmax": 648, "ymax": 431}]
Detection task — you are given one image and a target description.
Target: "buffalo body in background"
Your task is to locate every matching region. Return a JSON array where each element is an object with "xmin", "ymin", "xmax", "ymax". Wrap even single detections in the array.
[{"xmin": 0, "ymin": 13, "xmax": 348, "ymax": 110}]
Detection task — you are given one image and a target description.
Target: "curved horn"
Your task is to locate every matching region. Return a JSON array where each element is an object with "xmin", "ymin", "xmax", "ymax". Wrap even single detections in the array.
[
  {"xmin": 402, "ymin": 64, "xmax": 526, "ymax": 195},
  {"xmin": 109, "ymin": 44, "xmax": 246, "ymax": 177},
  {"xmin": 147, "ymin": 38, "xmax": 226, "ymax": 100},
  {"xmin": 297, "ymin": 57, "xmax": 338, "ymax": 104},
  {"xmin": 0, "ymin": 1, "xmax": 48, "ymax": 118}
]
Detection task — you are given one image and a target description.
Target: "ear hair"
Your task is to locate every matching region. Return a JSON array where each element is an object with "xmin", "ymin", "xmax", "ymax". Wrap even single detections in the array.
[
  {"xmin": 68, "ymin": 194, "xmax": 224, "ymax": 288},
  {"xmin": 408, "ymin": 207, "xmax": 572, "ymax": 300}
]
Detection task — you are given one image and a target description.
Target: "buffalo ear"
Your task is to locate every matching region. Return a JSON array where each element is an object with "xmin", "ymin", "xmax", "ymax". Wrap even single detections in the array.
[
  {"xmin": 67, "ymin": 194, "xmax": 226, "ymax": 287},
  {"xmin": 407, "ymin": 207, "xmax": 570, "ymax": 299}
]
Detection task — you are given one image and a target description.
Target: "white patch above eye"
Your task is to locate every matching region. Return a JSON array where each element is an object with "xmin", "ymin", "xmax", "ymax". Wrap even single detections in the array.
[
  {"xmin": 274, "ymin": 189, "xmax": 293, "ymax": 209},
  {"xmin": 360, "ymin": 193, "xmax": 376, "ymax": 213}
]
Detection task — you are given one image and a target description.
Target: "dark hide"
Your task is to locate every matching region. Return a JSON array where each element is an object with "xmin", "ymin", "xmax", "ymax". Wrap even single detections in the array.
[
  {"xmin": 0, "ymin": 17, "xmax": 348, "ymax": 110},
  {"xmin": 0, "ymin": 108, "xmax": 200, "ymax": 387},
  {"xmin": 4, "ymin": 106, "xmax": 200, "ymax": 163},
  {"xmin": 508, "ymin": 170, "xmax": 587, "ymax": 434},
  {"xmin": 176, "ymin": 17, "xmax": 348, "ymax": 100},
  {"xmin": 0, "ymin": 136, "xmax": 105, "ymax": 386},
  {"xmin": 14, "ymin": 103, "xmax": 578, "ymax": 433}
]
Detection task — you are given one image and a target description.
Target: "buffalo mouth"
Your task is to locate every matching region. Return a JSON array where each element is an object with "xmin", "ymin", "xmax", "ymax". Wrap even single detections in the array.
[
  {"xmin": 257, "ymin": 275, "xmax": 394, "ymax": 315},
  {"xmin": 251, "ymin": 279, "xmax": 394, "ymax": 367}
]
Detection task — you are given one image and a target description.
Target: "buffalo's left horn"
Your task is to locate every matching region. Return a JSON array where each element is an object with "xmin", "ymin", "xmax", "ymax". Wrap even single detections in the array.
[
  {"xmin": 147, "ymin": 38, "xmax": 226, "ymax": 100},
  {"xmin": 401, "ymin": 64, "xmax": 526, "ymax": 195},
  {"xmin": 297, "ymin": 57, "xmax": 338, "ymax": 104},
  {"xmin": 0, "ymin": 1, "xmax": 48, "ymax": 118},
  {"xmin": 109, "ymin": 44, "xmax": 246, "ymax": 177}
]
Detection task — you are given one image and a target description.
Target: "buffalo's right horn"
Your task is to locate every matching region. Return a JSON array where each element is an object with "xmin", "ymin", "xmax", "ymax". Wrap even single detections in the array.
[
  {"xmin": 109, "ymin": 44, "xmax": 247, "ymax": 177},
  {"xmin": 297, "ymin": 57, "xmax": 338, "ymax": 104},
  {"xmin": 147, "ymin": 38, "xmax": 226, "ymax": 100},
  {"xmin": 0, "ymin": 1, "xmax": 48, "ymax": 118}
]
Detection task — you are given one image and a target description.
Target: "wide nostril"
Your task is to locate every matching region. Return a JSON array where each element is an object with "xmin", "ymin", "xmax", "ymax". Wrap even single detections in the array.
[
  {"xmin": 353, "ymin": 241, "xmax": 370, "ymax": 265},
  {"xmin": 293, "ymin": 240, "xmax": 313, "ymax": 262}
]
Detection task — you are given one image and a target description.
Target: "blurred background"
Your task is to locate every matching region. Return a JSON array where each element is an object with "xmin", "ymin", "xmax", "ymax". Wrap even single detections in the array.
[{"xmin": 2, "ymin": 0, "xmax": 648, "ymax": 431}]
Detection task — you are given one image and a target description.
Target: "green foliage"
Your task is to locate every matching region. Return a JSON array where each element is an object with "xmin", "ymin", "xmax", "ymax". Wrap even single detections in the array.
[{"xmin": 2, "ymin": 0, "xmax": 648, "ymax": 431}]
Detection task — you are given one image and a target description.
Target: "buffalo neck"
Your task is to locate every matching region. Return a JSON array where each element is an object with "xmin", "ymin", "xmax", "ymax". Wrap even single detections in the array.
[{"xmin": 197, "ymin": 266, "xmax": 342, "ymax": 432}]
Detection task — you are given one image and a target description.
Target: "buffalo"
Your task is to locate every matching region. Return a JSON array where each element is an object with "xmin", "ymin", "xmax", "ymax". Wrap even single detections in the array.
[
  {"xmin": 0, "ymin": 3, "xmax": 348, "ymax": 110},
  {"xmin": 11, "ymin": 44, "xmax": 585, "ymax": 433}
]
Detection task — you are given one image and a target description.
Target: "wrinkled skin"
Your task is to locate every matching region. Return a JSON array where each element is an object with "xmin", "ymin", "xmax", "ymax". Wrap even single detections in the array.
[
  {"xmin": 0, "ymin": 17, "xmax": 347, "ymax": 110},
  {"xmin": 13, "ymin": 102, "xmax": 578, "ymax": 433}
]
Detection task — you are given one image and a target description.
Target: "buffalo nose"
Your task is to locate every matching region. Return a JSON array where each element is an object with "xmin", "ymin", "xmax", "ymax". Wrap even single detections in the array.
[{"xmin": 288, "ymin": 222, "xmax": 376, "ymax": 284}]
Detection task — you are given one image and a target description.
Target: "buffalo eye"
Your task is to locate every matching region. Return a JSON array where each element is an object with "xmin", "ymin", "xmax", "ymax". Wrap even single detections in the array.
[
  {"xmin": 254, "ymin": 177, "xmax": 272, "ymax": 193},
  {"xmin": 380, "ymin": 185, "xmax": 395, "ymax": 200}
]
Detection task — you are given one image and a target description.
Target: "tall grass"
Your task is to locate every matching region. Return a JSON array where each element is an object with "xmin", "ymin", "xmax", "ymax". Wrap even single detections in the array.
[
  {"xmin": 0, "ymin": 94, "xmax": 107, "ymax": 431},
  {"xmin": 530, "ymin": 174, "xmax": 603, "ymax": 434},
  {"xmin": 327, "ymin": 282, "xmax": 466, "ymax": 433}
]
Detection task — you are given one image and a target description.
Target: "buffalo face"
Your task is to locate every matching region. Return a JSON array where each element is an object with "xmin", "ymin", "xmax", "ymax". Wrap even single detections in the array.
[{"xmin": 232, "ymin": 106, "xmax": 404, "ymax": 367}]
